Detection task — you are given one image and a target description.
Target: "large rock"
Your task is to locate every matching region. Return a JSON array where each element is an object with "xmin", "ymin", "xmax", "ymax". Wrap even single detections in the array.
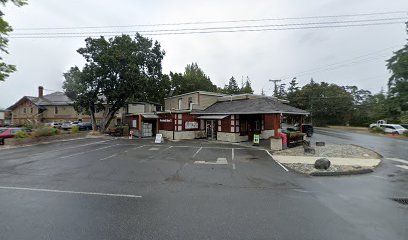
[{"xmin": 314, "ymin": 158, "xmax": 331, "ymax": 170}]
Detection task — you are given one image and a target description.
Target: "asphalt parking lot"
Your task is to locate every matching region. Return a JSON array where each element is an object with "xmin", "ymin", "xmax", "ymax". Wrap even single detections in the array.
[{"xmin": 0, "ymin": 137, "xmax": 407, "ymax": 240}]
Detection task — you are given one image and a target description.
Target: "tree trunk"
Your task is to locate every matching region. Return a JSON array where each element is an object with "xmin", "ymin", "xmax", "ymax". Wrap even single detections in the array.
[
  {"xmin": 89, "ymin": 104, "xmax": 98, "ymax": 133},
  {"xmin": 99, "ymin": 107, "xmax": 118, "ymax": 133}
]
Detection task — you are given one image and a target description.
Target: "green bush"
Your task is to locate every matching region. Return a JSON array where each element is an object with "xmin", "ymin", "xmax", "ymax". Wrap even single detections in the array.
[
  {"xmin": 71, "ymin": 125, "xmax": 80, "ymax": 134},
  {"xmin": 14, "ymin": 131, "xmax": 29, "ymax": 139},
  {"xmin": 370, "ymin": 127, "xmax": 384, "ymax": 134},
  {"xmin": 34, "ymin": 127, "xmax": 60, "ymax": 137}
]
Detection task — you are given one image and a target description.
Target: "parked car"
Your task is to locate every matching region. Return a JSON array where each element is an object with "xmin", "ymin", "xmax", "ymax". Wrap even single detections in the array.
[
  {"xmin": 61, "ymin": 121, "xmax": 80, "ymax": 130},
  {"xmin": 369, "ymin": 119, "xmax": 387, "ymax": 128},
  {"xmin": 45, "ymin": 122, "xmax": 62, "ymax": 129},
  {"xmin": 288, "ymin": 123, "xmax": 314, "ymax": 137},
  {"xmin": 400, "ymin": 124, "xmax": 408, "ymax": 130},
  {"xmin": 379, "ymin": 124, "xmax": 407, "ymax": 135},
  {"xmin": 78, "ymin": 122, "xmax": 93, "ymax": 131},
  {"xmin": 0, "ymin": 128, "xmax": 27, "ymax": 139}
]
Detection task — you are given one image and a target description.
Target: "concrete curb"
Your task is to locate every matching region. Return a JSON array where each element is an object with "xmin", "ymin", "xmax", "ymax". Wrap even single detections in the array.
[{"xmin": 309, "ymin": 168, "xmax": 373, "ymax": 176}]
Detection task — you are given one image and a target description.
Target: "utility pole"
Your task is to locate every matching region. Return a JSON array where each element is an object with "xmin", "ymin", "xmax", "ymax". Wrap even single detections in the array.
[{"xmin": 269, "ymin": 79, "xmax": 281, "ymax": 97}]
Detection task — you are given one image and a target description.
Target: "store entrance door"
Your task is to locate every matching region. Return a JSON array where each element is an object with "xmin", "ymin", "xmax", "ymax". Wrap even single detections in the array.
[{"xmin": 206, "ymin": 120, "xmax": 217, "ymax": 140}]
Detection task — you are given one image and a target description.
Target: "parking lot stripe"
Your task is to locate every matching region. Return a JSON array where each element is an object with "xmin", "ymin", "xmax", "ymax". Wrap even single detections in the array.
[
  {"xmin": 192, "ymin": 147, "xmax": 202, "ymax": 158},
  {"xmin": 386, "ymin": 158, "xmax": 408, "ymax": 165},
  {"xmin": 265, "ymin": 150, "xmax": 289, "ymax": 172},
  {"xmin": 395, "ymin": 165, "xmax": 408, "ymax": 170},
  {"xmin": 132, "ymin": 145, "xmax": 145, "ymax": 150},
  {"xmin": 60, "ymin": 145, "xmax": 118, "ymax": 159},
  {"xmin": 100, "ymin": 154, "xmax": 117, "ymax": 161},
  {"xmin": 0, "ymin": 186, "xmax": 142, "ymax": 198},
  {"xmin": 232, "ymin": 148, "xmax": 236, "ymax": 170}
]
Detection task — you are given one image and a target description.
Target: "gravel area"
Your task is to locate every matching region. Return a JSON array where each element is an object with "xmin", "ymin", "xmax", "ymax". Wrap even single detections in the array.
[
  {"xmin": 274, "ymin": 143, "xmax": 381, "ymax": 159},
  {"xmin": 285, "ymin": 163, "xmax": 374, "ymax": 175}
]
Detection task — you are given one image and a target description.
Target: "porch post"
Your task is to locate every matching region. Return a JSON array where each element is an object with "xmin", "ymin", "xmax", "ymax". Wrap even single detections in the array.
[{"xmin": 274, "ymin": 114, "xmax": 279, "ymax": 139}]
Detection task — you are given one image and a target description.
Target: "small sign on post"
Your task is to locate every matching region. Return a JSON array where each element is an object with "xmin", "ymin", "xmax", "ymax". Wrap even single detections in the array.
[
  {"xmin": 155, "ymin": 134, "xmax": 163, "ymax": 144},
  {"xmin": 253, "ymin": 134, "xmax": 260, "ymax": 146}
]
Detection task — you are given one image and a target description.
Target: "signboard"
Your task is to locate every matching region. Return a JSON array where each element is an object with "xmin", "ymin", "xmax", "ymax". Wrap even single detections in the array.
[
  {"xmin": 132, "ymin": 120, "xmax": 137, "ymax": 128},
  {"xmin": 155, "ymin": 134, "xmax": 163, "ymax": 144},
  {"xmin": 253, "ymin": 134, "xmax": 260, "ymax": 146},
  {"xmin": 185, "ymin": 121, "xmax": 198, "ymax": 129},
  {"xmin": 160, "ymin": 119, "xmax": 172, "ymax": 123}
]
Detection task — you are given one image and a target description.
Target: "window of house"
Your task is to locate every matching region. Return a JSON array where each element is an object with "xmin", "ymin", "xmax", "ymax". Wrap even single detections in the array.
[
  {"xmin": 188, "ymin": 97, "xmax": 193, "ymax": 109},
  {"xmin": 178, "ymin": 98, "xmax": 182, "ymax": 110},
  {"xmin": 23, "ymin": 108, "xmax": 26, "ymax": 114},
  {"xmin": 55, "ymin": 106, "xmax": 59, "ymax": 114},
  {"xmin": 30, "ymin": 108, "xmax": 33, "ymax": 114}
]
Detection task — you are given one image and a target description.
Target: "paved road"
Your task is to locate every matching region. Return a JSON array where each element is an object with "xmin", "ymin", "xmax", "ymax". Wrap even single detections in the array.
[{"xmin": 0, "ymin": 134, "xmax": 406, "ymax": 240}]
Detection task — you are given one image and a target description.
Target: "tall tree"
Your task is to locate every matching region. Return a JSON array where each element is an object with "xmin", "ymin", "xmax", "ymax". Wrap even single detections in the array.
[
  {"xmin": 223, "ymin": 76, "xmax": 240, "ymax": 94},
  {"xmin": 63, "ymin": 34, "xmax": 165, "ymax": 132},
  {"xmin": 386, "ymin": 22, "xmax": 408, "ymax": 116},
  {"xmin": 0, "ymin": 0, "xmax": 27, "ymax": 81},
  {"xmin": 169, "ymin": 62, "xmax": 217, "ymax": 95}
]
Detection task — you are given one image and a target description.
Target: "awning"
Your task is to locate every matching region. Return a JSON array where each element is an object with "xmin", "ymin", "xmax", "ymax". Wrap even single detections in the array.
[
  {"xmin": 142, "ymin": 114, "xmax": 159, "ymax": 119},
  {"xmin": 197, "ymin": 115, "xmax": 228, "ymax": 120}
]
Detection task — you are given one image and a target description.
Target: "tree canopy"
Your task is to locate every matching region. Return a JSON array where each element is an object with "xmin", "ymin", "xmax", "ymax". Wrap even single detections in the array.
[
  {"xmin": 63, "ymin": 34, "xmax": 165, "ymax": 132},
  {"xmin": 0, "ymin": 0, "xmax": 27, "ymax": 81}
]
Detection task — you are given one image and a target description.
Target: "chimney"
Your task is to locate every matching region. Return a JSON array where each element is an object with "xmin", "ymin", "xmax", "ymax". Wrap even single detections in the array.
[{"xmin": 38, "ymin": 86, "xmax": 44, "ymax": 98}]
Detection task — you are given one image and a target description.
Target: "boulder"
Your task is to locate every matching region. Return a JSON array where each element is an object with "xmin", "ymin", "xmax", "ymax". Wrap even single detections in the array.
[{"xmin": 314, "ymin": 158, "xmax": 331, "ymax": 170}]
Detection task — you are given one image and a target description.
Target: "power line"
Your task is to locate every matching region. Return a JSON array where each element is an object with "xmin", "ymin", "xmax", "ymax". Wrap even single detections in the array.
[
  {"xmin": 10, "ymin": 17, "xmax": 407, "ymax": 36},
  {"xmin": 9, "ymin": 21, "xmax": 406, "ymax": 39},
  {"xmin": 14, "ymin": 10, "xmax": 408, "ymax": 31}
]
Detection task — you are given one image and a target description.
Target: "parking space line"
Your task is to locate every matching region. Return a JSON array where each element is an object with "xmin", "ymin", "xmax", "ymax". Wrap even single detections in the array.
[
  {"xmin": 232, "ymin": 148, "xmax": 236, "ymax": 170},
  {"xmin": 265, "ymin": 150, "xmax": 289, "ymax": 172},
  {"xmin": 132, "ymin": 145, "xmax": 145, "ymax": 150},
  {"xmin": 60, "ymin": 144, "xmax": 118, "ymax": 159},
  {"xmin": 192, "ymin": 147, "xmax": 202, "ymax": 158},
  {"xmin": 100, "ymin": 154, "xmax": 117, "ymax": 161},
  {"xmin": 0, "ymin": 186, "xmax": 142, "ymax": 198},
  {"xmin": 395, "ymin": 165, "xmax": 408, "ymax": 170}
]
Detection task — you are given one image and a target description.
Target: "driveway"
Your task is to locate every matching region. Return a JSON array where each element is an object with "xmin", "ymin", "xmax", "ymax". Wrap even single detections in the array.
[{"xmin": 0, "ymin": 136, "xmax": 406, "ymax": 240}]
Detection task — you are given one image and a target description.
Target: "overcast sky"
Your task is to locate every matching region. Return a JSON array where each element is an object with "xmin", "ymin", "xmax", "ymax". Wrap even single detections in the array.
[{"xmin": 1, "ymin": 0, "xmax": 407, "ymax": 108}]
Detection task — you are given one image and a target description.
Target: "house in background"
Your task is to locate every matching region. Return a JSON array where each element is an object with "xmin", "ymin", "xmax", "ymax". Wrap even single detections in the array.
[
  {"xmin": 7, "ymin": 86, "xmax": 123, "ymax": 126},
  {"xmin": 0, "ymin": 108, "xmax": 11, "ymax": 127}
]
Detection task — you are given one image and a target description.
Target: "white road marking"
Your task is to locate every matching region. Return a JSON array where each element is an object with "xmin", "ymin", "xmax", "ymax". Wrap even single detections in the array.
[
  {"xmin": 265, "ymin": 150, "xmax": 289, "ymax": 172},
  {"xmin": 0, "ymin": 186, "xmax": 142, "ymax": 198},
  {"xmin": 395, "ymin": 165, "xmax": 408, "ymax": 170},
  {"xmin": 100, "ymin": 154, "xmax": 117, "ymax": 161},
  {"xmin": 194, "ymin": 157, "xmax": 228, "ymax": 165},
  {"xmin": 373, "ymin": 175, "xmax": 388, "ymax": 180},
  {"xmin": 133, "ymin": 145, "xmax": 145, "ymax": 150},
  {"xmin": 60, "ymin": 145, "xmax": 117, "ymax": 159},
  {"xmin": 386, "ymin": 158, "xmax": 408, "ymax": 165},
  {"xmin": 192, "ymin": 147, "xmax": 202, "ymax": 158},
  {"xmin": 232, "ymin": 148, "xmax": 236, "ymax": 170},
  {"xmin": 148, "ymin": 147, "xmax": 160, "ymax": 151}
]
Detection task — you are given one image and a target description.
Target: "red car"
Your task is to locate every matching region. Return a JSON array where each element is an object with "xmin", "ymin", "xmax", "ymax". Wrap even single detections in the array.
[{"xmin": 0, "ymin": 127, "xmax": 24, "ymax": 138}]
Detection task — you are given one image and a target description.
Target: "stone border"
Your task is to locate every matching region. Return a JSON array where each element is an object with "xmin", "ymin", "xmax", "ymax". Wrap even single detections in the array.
[{"xmin": 309, "ymin": 168, "xmax": 373, "ymax": 176}]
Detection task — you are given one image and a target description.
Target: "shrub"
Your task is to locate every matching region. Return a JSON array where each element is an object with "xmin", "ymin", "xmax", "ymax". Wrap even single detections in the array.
[
  {"xmin": 370, "ymin": 127, "xmax": 384, "ymax": 134},
  {"xmin": 34, "ymin": 127, "xmax": 60, "ymax": 137},
  {"xmin": 14, "ymin": 131, "xmax": 29, "ymax": 139},
  {"xmin": 71, "ymin": 125, "xmax": 80, "ymax": 134}
]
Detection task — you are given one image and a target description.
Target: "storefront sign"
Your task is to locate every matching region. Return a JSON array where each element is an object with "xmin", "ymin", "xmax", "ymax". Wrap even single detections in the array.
[
  {"xmin": 160, "ymin": 119, "xmax": 172, "ymax": 123},
  {"xmin": 253, "ymin": 134, "xmax": 260, "ymax": 145},
  {"xmin": 132, "ymin": 120, "xmax": 137, "ymax": 128},
  {"xmin": 185, "ymin": 121, "xmax": 198, "ymax": 129}
]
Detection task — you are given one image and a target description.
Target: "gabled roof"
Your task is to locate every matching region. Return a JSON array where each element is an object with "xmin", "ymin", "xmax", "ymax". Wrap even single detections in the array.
[
  {"xmin": 192, "ymin": 97, "xmax": 309, "ymax": 115},
  {"xmin": 7, "ymin": 92, "xmax": 73, "ymax": 110}
]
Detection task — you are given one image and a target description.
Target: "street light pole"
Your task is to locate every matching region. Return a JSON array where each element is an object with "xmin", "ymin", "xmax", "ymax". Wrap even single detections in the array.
[{"xmin": 269, "ymin": 79, "xmax": 281, "ymax": 97}]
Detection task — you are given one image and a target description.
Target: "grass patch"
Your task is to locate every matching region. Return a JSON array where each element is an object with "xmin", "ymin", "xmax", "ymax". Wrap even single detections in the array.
[
  {"xmin": 33, "ymin": 127, "xmax": 60, "ymax": 137},
  {"xmin": 71, "ymin": 125, "xmax": 80, "ymax": 134}
]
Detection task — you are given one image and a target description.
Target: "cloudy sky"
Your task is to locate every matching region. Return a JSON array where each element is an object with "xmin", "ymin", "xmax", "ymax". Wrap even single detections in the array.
[{"xmin": 1, "ymin": 0, "xmax": 407, "ymax": 108}]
